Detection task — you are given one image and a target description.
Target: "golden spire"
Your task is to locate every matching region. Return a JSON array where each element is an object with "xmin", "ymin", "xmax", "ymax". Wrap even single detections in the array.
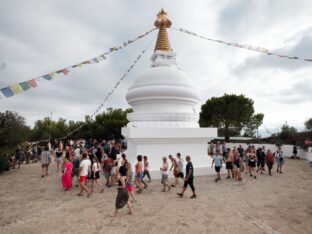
[{"xmin": 154, "ymin": 8, "xmax": 172, "ymax": 51}]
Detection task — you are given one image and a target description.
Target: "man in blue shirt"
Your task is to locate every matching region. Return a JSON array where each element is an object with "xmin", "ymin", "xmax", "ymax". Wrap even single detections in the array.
[
  {"xmin": 212, "ymin": 150, "xmax": 224, "ymax": 182},
  {"xmin": 177, "ymin": 156, "xmax": 196, "ymax": 199}
]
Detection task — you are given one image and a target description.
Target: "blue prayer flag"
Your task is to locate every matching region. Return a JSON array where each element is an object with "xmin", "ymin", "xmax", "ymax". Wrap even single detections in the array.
[{"xmin": 1, "ymin": 87, "xmax": 14, "ymax": 97}]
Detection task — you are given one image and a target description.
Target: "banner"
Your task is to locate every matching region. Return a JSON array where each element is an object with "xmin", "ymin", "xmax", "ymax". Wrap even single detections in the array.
[
  {"xmin": 174, "ymin": 28, "xmax": 312, "ymax": 62},
  {"xmin": 0, "ymin": 28, "xmax": 156, "ymax": 100}
]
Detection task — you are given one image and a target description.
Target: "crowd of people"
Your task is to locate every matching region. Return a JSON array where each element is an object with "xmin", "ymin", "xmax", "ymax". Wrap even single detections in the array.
[
  {"xmin": 208, "ymin": 142, "xmax": 286, "ymax": 185},
  {"xmin": 7, "ymin": 139, "xmax": 298, "ymax": 218}
]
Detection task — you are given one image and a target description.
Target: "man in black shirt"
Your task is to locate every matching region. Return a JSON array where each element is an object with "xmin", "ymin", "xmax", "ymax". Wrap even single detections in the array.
[{"xmin": 177, "ymin": 156, "xmax": 196, "ymax": 199}]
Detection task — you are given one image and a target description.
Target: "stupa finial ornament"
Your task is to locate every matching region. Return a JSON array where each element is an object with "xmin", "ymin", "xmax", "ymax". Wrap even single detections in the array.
[{"xmin": 154, "ymin": 8, "xmax": 172, "ymax": 51}]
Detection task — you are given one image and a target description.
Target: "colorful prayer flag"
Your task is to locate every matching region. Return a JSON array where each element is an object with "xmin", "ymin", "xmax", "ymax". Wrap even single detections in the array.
[
  {"xmin": 92, "ymin": 58, "xmax": 100, "ymax": 63},
  {"xmin": 27, "ymin": 79, "xmax": 38, "ymax": 87},
  {"xmin": 10, "ymin": 84, "xmax": 23, "ymax": 94},
  {"xmin": 1, "ymin": 87, "xmax": 14, "ymax": 97},
  {"xmin": 20, "ymin": 82, "xmax": 31, "ymax": 91},
  {"xmin": 43, "ymin": 74, "xmax": 53, "ymax": 80},
  {"xmin": 62, "ymin": 68, "xmax": 69, "ymax": 75}
]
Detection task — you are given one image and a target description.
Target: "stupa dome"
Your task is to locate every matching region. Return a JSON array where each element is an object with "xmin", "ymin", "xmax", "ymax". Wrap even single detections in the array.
[{"xmin": 125, "ymin": 9, "xmax": 200, "ymax": 128}]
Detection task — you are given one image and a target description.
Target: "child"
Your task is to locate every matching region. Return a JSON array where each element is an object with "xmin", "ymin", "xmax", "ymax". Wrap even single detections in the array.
[
  {"xmin": 141, "ymin": 156, "xmax": 151, "ymax": 188},
  {"xmin": 211, "ymin": 150, "xmax": 223, "ymax": 182}
]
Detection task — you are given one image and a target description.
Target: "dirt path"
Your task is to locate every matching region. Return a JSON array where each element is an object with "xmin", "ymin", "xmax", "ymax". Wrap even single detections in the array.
[{"xmin": 0, "ymin": 159, "xmax": 311, "ymax": 234}]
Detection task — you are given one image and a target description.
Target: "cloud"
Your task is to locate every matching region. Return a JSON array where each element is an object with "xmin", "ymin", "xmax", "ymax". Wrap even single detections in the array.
[{"xmin": 0, "ymin": 0, "xmax": 311, "ymax": 131}]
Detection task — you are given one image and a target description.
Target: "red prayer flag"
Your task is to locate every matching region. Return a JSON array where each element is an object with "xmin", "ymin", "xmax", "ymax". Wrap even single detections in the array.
[
  {"xmin": 62, "ymin": 68, "xmax": 69, "ymax": 75},
  {"xmin": 27, "ymin": 79, "xmax": 38, "ymax": 88}
]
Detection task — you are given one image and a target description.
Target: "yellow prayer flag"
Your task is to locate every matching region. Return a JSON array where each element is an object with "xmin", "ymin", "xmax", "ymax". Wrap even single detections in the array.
[{"xmin": 10, "ymin": 84, "xmax": 23, "ymax": 94}]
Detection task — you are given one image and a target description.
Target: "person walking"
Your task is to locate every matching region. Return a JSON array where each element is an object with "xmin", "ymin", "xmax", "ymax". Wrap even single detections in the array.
[
  {"xmin": 176, "ymin": 153, "xmax": 184, "ymax": 184},
  {"xmin": 275, "ymin": 147, "xmax": 285, "ymax": 173},
  {"xmin": 61, "ymin": 153, "xmax": 73, "ymax": 191},
  {"xmin": 141, "ymin": 156, "xmax": 151, "ymax": 188},
  {"xmin": 265, "ymin": 149, "xmax": 274, "ymax": 176},
  {"xmin": 160, "ymin": 157, "xmax": 171, "ymax": 192},
  {"xmin": 248, "ymin": 148, "xmax": 257, "ymax": 179},
  {"xmin": 211, "ymin": 150, "xmax": 223, "ymax": 182},
  {"xmin": 41, "ymin": 146, "xmax": 51, "ymax": 177},
  {"xmin": 134, "ymin": 155, "xmax": 144, "ymax": 193},
  {"xmin": 169, "ymin": 155, "xmax": 179, "ymax": 187},
  {"xmin": 90, "ymin": 156, "xmax": 104, "ymax": 193},
  {"xmin": 77, "ymin": 152, "xmax": 91, "ymax": 197},
  {"xmin": 177, "ymin": 156, "xmax": 196, "ymax": 199},
  {"xmin": 112, "ymin": 165, "xmax": 133, "ymax": 217},
  {"xmin": 55, "ymin": 145, "xmax": 63, "ymax": 173}
]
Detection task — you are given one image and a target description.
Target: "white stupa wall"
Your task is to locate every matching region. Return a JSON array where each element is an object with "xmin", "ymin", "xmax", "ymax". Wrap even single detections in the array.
[{"xmin": 122, "ymin": 11, "xmax": 217, "ymax": 178}]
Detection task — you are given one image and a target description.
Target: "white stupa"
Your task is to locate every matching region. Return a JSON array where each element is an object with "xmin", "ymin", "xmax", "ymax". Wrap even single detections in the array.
[{"xmin": 122, "ymin": 9, "xmax": 217, "ymax": 177}]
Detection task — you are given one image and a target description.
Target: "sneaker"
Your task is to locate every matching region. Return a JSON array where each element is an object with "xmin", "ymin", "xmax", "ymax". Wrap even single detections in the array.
[
  {"xmin": 177, "ymin": 193, "xmax": 183, "ymax": 198},
  {"xmin": 190, "ymin": 195, "xmax": 197, "ymax": 199},
  {"xmin": 171, "ymin": 184, "xmax": 176, "ymax": 187}
]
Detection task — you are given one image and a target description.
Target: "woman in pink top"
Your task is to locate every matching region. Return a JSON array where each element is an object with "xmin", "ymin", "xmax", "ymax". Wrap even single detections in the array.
[{"xmin": 61, "ymin": 153, "xmax": 73, "ymax": 191}]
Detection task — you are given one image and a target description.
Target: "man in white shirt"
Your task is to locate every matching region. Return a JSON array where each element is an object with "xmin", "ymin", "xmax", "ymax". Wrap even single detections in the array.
[
  {"xmin": 77, "ymin": 152, "xmax": 91, "ymax": 197},
  {"xmin": 74, "ymin": 146, "xmax": 81, "ymax": 160}
]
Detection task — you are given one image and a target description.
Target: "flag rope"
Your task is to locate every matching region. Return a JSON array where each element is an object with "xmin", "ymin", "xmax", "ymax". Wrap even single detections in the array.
[
  {"xmin": 57, "ymin": 35, "xmax": 155, "ymax": 140},
  {"xmin": 0, "ymin": 28, "xmax": 156, "ymax": 100},
  {"xmin": 172, "ymin": 27, "xmax": 312, "ymax": 63}
]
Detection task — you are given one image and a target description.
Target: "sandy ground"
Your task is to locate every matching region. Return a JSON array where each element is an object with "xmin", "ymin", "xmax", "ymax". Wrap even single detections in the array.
[{"xmin": 0, "ymin": 159, "xmax": 311, "ymax": 234}]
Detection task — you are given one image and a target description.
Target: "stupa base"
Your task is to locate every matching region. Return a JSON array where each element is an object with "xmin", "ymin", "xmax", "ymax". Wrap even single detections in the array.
[{"xmin": 121, "ymin": 127, "xmax": 218, "ymax": 179}]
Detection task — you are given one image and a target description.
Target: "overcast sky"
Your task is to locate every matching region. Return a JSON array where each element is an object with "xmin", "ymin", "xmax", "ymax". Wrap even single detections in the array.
[{"xmin": 0, "ymin": 0, "xmax": 311, "ymax": 136}]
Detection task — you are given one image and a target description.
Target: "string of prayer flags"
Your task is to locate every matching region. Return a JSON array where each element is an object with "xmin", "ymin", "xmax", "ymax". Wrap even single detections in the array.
[
  {"xmin": 65, "ymin": 42, "xmax": 152, "ymax": 139},
  {"xmin": 174, "ymin": 28, "xmax": 312, "ymax": 62},
  {"xmin": 0, "ymin": 28, "xmax": 156, "ymax": 100}
]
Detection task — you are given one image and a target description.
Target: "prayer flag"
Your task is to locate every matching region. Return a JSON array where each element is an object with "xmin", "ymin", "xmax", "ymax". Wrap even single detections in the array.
[
  {"xmin": 1, "ymin": 87, "xmax": 14, "ymax": 97},
  {"xmin": 27, "ymin": 79, "xmax": 38, "ymax": 87},
  {"xmin": 20, "ymin": 82, "xmax": 31, "ymax": 91},
  {"xmin": 62, "ymin": 68, "xmax": 69, "ymax": 75},
  {"xmin": 10, "ymin": 84, "xmax": 23, "ymax": 94},
  {"xmin": 43, "ymin": 74, "xmax": 53, "ymax": 80},
  {"xmin": 92, "ymin": 58, "xmax": 99, "ymax": 63}
]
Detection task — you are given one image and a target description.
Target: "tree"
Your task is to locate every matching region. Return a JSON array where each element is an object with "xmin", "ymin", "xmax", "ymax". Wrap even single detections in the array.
[
  {"xmin": 0, "ymin": 111, "xmax": 31, "ymax": 172},
  {"xmin": 304, "ymin": 118, "xmax": 312, "ymax": 131},
  {"xmin": 244, "ymin": 113, "xmax": 264, "ymax": 138},
  {"xmin": 199, "ymin": 94, "xmax": 263, "ymax": 141},
  {"xmin": 80, "ymin": 108, "xmax": 132, "ymax": 140},
  {"xmin": 278, "ymin": 123, "xmax": 297, "ymax": 144}
]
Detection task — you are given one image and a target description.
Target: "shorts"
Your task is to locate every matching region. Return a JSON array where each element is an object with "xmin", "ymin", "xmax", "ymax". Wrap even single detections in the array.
[
  {"xmin": 90, "ymin": 171, "xmax": 100, "ymax": 180},
  {"xmin": 176, "ymin": 172, "xmax": 184, "ymax": 178},
  {"xmin": 104, "ymin": 172, "xmax": 111, "ymax": 178},
  {"xmin": 56, "ymin": 156, "xmax": 62, "ymax": 162},
  {"xmin": 79, "ymin": 176, "xmax": 87, "ymax": 183},
  {"xmin": 277, "ymin": 158, "xmax": 284, "ymax": 166},
  {"xmin": 226, "ymin": 162, "xmax": 233, "ymax": 170},
  {"xmin": 249, "ymin": 160, "xmax": 256, "ymax": 168},
  {"xmin": 161, "ymin": 174, "xmax": 169, "ymax": 184},
  {"xmin": 215, "ymin": 166, "xmax": 221, "ymax": 172},
  {"xmin": 257, "ymin": 160, "xmax": 265, "ymax": 168},
  {"xmin": 234, "ymin": 160, "xmax": 240, "ymax": 169},
  {"xmin": 72, "ymin": 168, "xmax": 79, "ymax": 177},
  {"xmin": 41, "ymin": 164, "xmax": 49, "ymax": 167},
  {"xmin": 136, "ymin": 172, "xmax": 143, "ymax": 179},
  {"xmin": 127, "ymin": 184, "xmax": 134, "ymax": 192}
]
